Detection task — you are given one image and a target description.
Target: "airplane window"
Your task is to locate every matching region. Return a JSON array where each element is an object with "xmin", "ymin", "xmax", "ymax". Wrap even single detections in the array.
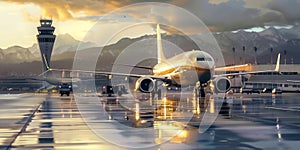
[
  {"xmin": 197, "ymin": 57, "xmax": 212, "ymax": 61},
  {"xmin": 197, "ymin": 57, "xmax": 205, "ymax": 61}
]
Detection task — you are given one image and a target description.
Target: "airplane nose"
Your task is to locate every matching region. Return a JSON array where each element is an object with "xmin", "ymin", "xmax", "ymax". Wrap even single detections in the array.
[
  {"xmin": 207, "ymin": 60, "xmax": 215, "ymax": 69},
  {"xmin": 199, "ymin": 61, "xmax": 214, "ymax": 70}
]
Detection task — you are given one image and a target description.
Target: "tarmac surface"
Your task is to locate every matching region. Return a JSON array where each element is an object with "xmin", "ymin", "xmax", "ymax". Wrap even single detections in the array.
[{"xmin": 0, "ymin": 92, "xmax": 300, "ymax": 150}]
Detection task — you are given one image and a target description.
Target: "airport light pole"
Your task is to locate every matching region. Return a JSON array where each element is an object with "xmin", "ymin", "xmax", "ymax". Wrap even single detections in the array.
[
  {"xmin": 270, "ymin": 47, "xmax": 273, "ymax": 64},
  {"xmin": 232, "ymin": 47, "xmax": 236, "ymax": 90},
  {"xmin": 232, "ymin": 47, "xmax": 236, "ymax": 65},
  {"xmin": 242, "ymin": 46, "xmax": 246, "ymax": 64},
  {"xmin": 254, "ymin": 46, "xmax": 258, "ymax": 65},
  {"xmin": 284, "ymin": 50, "xmax": 287, "ymax": 65}
]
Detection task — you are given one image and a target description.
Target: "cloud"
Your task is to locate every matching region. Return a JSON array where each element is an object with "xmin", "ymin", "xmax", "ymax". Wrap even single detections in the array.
[
  {"xmin": 1, "ymin": 0, "xmax": 300, "ymax": 32},
  {"xmin": 1, "ymin": 0, "xmax": 176, "ymax": 21},
  {"xmin": 179, "ymin": 0, "xmax": 277, "ymax": 31},
  {"xmin": 267, "ymin": 0, "xmax": 300, "ymax": 25},
  {"xmin": 208, "ymin": 0, "xmax": 230, "ymax": 4},
  {"xmin": 21, "ymin": 9, "xmax": 40, "ymax": 22},
  {"xmin": 176, "ymin": 0, "xmax": 300, "ymax": 31},
  {"xmin": 1, "ymin": 0, "xmax": 138, "ymax": 21}
]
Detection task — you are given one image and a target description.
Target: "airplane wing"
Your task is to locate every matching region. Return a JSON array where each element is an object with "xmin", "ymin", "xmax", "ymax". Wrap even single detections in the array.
[
  {"xmin": 113, "ymin": 63, "xmax": 153, "ymax": 70},
  {"xmin": 42, "ymin": 50, "xmax": 169, "ymax": 83},
  {"xmin": 48, "ymin": 68, "xmax": 169, "ymax": 81},
  {"xmin": 214, "ymin": 64, "xmax": 251, "ymax": 71},
  {"xmin": 214, "ymin": 53, "xmax": 280, "ymax": 78}
]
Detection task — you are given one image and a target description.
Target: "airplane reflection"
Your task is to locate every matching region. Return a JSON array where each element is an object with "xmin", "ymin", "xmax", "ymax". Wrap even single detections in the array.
[
  {"xmin": 135, "ymin": 103, "xmax": 140, "ymax": 121},
  {"xmin": 59, "ymin": 96, "xmax": 75, "ymax": 118},
  {"xmin": 154, "ymin": 121, "xmax": 198, "ymax": 145},
  {"xmin": 276, "ymin": 117, "xmax": 282, "ymax": 142},
  {"xmin": 155, "ymin": 97, "xmax": 180, "ymax": 120},
  {"xmin": 101, "ymin": 91, "xmax": 232, "ymax": 145},
  {"xmin": 103, "ymin": 92, "xmax": 233, "ymax": 126}
]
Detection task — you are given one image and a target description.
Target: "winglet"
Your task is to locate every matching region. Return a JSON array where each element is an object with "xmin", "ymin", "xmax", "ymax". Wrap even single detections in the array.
[{"xmin": 275, "ymin": 53, "xmax": 280, "ymax": 72}]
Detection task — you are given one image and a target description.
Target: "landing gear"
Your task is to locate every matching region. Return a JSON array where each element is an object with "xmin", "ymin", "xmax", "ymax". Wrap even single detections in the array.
[
  {"xmin": 199, "ymin": 87, "xmax": 205, "ymax": 98},
  {"xmin": 151, "ymin": 80, "xmax": 161, "ymax": 100},
  {"xmin": 194, "ymin": 81, "xmax": 205, "ymax": 98},
  {"xmin": 157, "ymin": 89, "xmax": 162, "ymax": 100}
]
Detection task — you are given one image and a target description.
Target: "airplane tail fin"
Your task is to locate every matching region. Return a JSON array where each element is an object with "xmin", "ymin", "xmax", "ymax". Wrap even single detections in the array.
[
  {"xmin": 157, "ymin": 24, "xmax": 166, "ymax": 64},
  {"xmin": 42, "ymin": 54, "xmax": 51, "ymax": 71},
  {"xmin": 275, "ymin": 53, "xmax": 280, "ymax": 72},
  {"xmin": 37, "ymin": 54, "xmax": 51, "ymax": 77}
]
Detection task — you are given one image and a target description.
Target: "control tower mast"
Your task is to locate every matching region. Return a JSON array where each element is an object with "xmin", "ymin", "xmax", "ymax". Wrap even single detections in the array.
[{"xmin": 37, "ymin": 19, "xmax": 56, "ymax": 72}]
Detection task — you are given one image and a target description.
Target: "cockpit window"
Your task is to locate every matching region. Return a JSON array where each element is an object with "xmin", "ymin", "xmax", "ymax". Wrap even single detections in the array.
[
  {"xmin": 197, "ymin": 57, "xmax": 205, "ymax": 61},
  {"xmin": 197, "ymin": 57, "xmax": 212, "ymax": 61}
]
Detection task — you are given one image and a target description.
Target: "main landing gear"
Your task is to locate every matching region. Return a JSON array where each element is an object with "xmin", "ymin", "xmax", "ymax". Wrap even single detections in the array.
[
  {"xmin": 151, "ymin": 80, "xmax": 162, "ymax": 100},
  {"xmin": 194, "ymin": 81, "xmax": 205, "ymax": 98}
]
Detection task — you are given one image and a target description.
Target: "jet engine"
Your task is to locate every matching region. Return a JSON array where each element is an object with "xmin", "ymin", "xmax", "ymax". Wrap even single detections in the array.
[
  {"xmin": 135, "ymin": 77, "xmax": 155, "ymax": 93},
  {"xmin": 212, "ymin": 77, "xmax": 231, "ymax": 93}
]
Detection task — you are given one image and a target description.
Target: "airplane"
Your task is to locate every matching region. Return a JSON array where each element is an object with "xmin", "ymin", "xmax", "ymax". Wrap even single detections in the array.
[{"xmin": 42, "ymin": 24, "xmax": 281, "ymax": 97}]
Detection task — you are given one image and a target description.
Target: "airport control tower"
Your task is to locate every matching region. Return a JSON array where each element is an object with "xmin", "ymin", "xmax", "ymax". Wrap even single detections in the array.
[{"xmin": 37, "ymin": 19, "xmax": 56, "ymax": 72}]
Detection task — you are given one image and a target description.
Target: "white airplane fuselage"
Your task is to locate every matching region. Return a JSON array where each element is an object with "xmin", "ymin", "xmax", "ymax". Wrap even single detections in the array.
[
  {"xmin": 44, "ymin": 76, "xmax": 73, "ymax": 85},
  {"xmin": 42, "ymin": 71, "xmax": 81, "ymax": 85},
  {"xmin": 153, "ymin": 50, "xmax": 215, "ymax": 86}
]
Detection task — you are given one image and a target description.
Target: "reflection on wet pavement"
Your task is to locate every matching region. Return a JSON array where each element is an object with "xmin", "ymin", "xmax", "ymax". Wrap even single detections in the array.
[{"xmin": 0, "ymin": 93, "xmax": 299, "ymax": 149}]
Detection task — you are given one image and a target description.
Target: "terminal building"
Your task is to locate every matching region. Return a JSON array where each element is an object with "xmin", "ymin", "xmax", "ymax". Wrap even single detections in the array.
[{"xmin": 223, "ymin": 64, "xmax": 300, "ymax": 93}]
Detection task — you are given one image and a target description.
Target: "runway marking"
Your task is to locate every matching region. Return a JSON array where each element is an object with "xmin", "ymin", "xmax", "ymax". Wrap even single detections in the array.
[
  {"xmin": 265, "ymin": 106, "xmax": 300, "ymax": 112},
  {"xmin": 5, "ymin": 101, "xmax": 43, "ymax": 150},
  {"xmin": 0, "ymin": 94, "xmax": 23, "ymax": 99}
]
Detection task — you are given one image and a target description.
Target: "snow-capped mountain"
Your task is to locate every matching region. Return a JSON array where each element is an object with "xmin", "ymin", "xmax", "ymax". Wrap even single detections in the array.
[{"xmin": 1, "ymin": 26, "xmax": 300, "ymax": 76}]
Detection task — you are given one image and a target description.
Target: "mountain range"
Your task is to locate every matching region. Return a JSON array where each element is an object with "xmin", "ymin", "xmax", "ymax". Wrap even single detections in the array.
[{"xmin": 1, "ymin": 26, "xmax": 300, "ymax": 76}]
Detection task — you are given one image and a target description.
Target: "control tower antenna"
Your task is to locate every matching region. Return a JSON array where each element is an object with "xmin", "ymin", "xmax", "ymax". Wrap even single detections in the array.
[{"xmin": 36, "ymin": 18, "xmax": 56, "ymax": 73}]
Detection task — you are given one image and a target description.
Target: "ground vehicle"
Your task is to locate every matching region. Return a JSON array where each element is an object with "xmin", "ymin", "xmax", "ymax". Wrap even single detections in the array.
[
  {"xmin": 102, "ymin": 85, "xmax": 114, "ymax": 97},
  {"xmin": 58, "ymin": 83, "xmax": 72, "ymax": 96}
]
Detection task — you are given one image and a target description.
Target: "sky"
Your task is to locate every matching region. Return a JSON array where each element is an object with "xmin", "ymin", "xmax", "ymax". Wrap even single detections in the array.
[{"xmin": 0, "ymin": 0, "xmax": 299, "ymax": 49}]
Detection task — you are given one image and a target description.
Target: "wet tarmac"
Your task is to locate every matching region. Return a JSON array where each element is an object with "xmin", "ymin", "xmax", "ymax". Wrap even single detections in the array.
[{"xmin": 0, "ymin": 92, "xmax": 300, "ymax": 150}]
